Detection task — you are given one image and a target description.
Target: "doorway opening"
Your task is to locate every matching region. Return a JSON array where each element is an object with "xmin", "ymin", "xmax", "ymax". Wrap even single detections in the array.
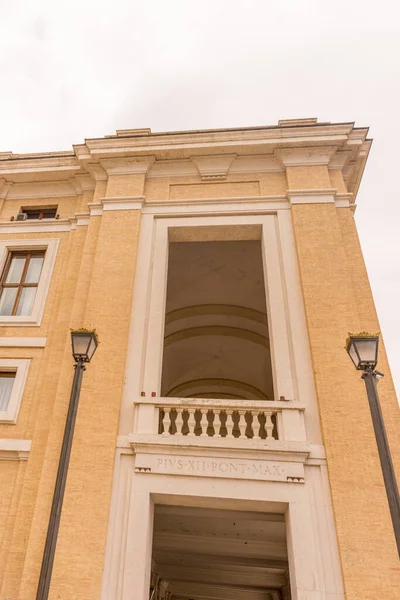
[
  {"xmin": 150, "ymin": 505, "xmax": 291, "ymax": 600},
  {"xmin": 160, "ymin": 239, "xmax": 273, "ymax": 400}
]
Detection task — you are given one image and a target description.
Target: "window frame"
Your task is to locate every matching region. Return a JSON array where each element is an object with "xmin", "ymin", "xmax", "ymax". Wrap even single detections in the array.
[
  {"xmin": 0, "ymin": 358, "xmax": 30, "ymax": 423},
  {"xmin": 21, "ymin": 207, "xmax": 58, "ymax": 220},
  {"xmin": 0, "ymin": 238, "xmax": 59, "ymax": 326},
  {"xmin": 0, "ymin": 250, "xmax": 46, "ymax": 316}
]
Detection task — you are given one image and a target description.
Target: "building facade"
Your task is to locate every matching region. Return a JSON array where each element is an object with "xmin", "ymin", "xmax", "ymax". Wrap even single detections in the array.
[{"xmin": 0, "ymin": 118, "xmax": 398, "ymax": 600}]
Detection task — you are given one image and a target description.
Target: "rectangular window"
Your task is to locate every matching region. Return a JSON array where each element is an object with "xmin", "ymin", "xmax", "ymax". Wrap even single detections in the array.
[
  {"xmin": 21, "ymin": 207, "xmax": 58, "ymax": 220},
  {"xmin": 0, "ymin": 251, "xmax": 45, "ymax": 316},
  {"xmin": 0, "ymin": 371, "xmax": 16, "ymax": 411},
  {"xmin": 0, "ymin": 359, "xmax": 30, "ymax": 423}
]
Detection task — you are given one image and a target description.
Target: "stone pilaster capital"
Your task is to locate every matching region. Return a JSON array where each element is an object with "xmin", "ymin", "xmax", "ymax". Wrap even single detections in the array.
[{"xmin": 274, "ymin": 146, "xmax": 337, "ymax": 168}]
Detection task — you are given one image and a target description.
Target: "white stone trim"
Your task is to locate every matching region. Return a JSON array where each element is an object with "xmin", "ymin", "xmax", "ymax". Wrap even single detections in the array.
[
  {"xmin": 88, "ymin": 203, "xmax": 103, "ymax": 216},
  {"xmin": 0, "ymin": 438, "xmax": 31, "ymax": 460},
  {"xmin": 102, "ymin": 196, "xmax": 144, "ymax": 211},
  {"xmin": 335, "ymin": 193, "xmax": 353, "ymax": 208},
  {"xmin": 274, "ymin": 146, "xmax": 338, "ymax": 167},
  {"xmin": 143, "ymin": 196, "xmax": 289, "ymax": 216},
  {"xmin": 0, "ymin": 358, "xmax": 30, "ymax": 423},
  {"xmin": 0, "ymin": 238, "xmax": 59, "ymax": 326},
  {"xmin": 0, "ymin": 337, "xmax": 46, "ymax": 347},
  {"xmin": 287, "ymin": 189, "xmax": 337, "ymax": 204},
  {"xmin": 74, "ymin": 212, "xmax": 90, "ymax": 226},
  {"xmin": 100, "ymin": 456, "xmax": 345, "ymax": 600},
  {"xmin": 0, "ymin": 220, "xmax": 71, "ymax": 234}
]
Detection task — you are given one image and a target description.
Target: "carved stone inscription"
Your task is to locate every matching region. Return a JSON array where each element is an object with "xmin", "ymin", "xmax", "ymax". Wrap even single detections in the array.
[{"xmin": 135, "ymin": 454, "xmax": 304, "ymax": 483}]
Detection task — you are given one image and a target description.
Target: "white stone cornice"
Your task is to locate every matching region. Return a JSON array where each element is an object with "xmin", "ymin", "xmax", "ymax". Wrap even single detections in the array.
[
  {"xmin": 0, "ymin": 439, "xmax": 31, "ymax": 461},
  {"xmin": 191, "ymin": 154, "xmax": 236, "ymax": 180},
  {"xmin": 102, "ymin": 196, "xmax": 144, "ymax": 211},
  {"xmin": 87, "ymin": 202, "xmax": 103, "ymax": 216},
  {"xmin": 287, "ymin": 188, "xmax": 337, "ymax": 204},
  {"xmin": 335, "ymin": 193, "xmax": 353, "ymax": 208},
  {"xmin": 99, "ymin": 156, "xmax": 155, "ymax": 175},
  {"xmin": 0, "ymin": 219, "xmax": 72, "ymax": 233},
  {"xmin": 74, "ymin": 212, "xmax": 90, "ymax": 226},
  {"xmin": 0, "ymin": 337, "xmax": 46, "ymax": 347},
  {"xmin": 274, "ymin": 146, "xmax": 338, "ymax": 168}
]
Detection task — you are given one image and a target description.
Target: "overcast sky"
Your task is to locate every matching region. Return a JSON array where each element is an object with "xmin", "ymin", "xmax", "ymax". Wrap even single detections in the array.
[{"xmin": 1, "ymin": 0, "xmax": 399, "ymax": 394}]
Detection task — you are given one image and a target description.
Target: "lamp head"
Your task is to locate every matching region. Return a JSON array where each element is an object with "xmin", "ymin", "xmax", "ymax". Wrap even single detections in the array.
[
  {"xmin": 71, "ymin": 329, "xmax": 99, "ymax": 363},
  {"xmin": 346, "ymin": 332, "xmax": 379, "ymax": 371}
]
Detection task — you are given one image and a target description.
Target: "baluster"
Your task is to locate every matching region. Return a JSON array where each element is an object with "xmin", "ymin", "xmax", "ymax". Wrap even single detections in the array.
[
  {"xmin": 162, "ymin": 408, "xmax": 171, "ymax": 436},
  {"xmin": 265, "ymin": 410, "xmax": 274, "ymax": 439},
  {"xmin": 238, "ymin": 410, "xmax": 247, "ymax": 438},
  {"xmin": 187, "ymin": 408, "xmax": 196, "ymax": 436},
  {"xmin": 213, "ymin": 409, "xmax": 221, "ymax": 437},
  {"xmin": 251, "ymin": 410, "xmax": 261, "ymax": 439},
  {"xmin": 175, "ymin": 408, "xmax": 184, "ymax": 435},
  {"xmin": 200, "ymin": 409, "xmax": 208, "ymax": 437},
  {"xmin": 226, "ymin": 410, "xmax": 234, "ymax": 438}
]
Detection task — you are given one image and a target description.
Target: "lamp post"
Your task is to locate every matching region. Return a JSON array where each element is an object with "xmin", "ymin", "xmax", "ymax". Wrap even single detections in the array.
[
  {"xmin": 36, "ymin": 329, "xmax": 98, "ymax": 600},
  {"xmin": 346, "ymin": 333, "xmax": 400, "ymax": 556}
]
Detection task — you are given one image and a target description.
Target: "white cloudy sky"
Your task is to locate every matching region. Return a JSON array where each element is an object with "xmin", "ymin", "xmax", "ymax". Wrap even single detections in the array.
[{"xmin": 1, "ymin": 0, "xmax": 399, "ymax": 393}]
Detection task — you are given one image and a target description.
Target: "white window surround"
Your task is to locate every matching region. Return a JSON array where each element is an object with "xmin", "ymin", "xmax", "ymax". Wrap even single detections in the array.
[
  {"xmin": 0, "ymin": 238, "xmax": 59, "ymax": 326},
  {"xmin": 0, "ymin": 358, "xmax": 30, "ymax": 423}
]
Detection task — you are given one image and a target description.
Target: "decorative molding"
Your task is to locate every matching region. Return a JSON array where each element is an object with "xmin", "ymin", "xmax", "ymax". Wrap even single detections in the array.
[
  {"xmin": 143, "ymin": 195, "xmax": 289, "ymax": 216},
  {"xmin": 99, "ymin": 157, "xmax": 155, "ymax": 176},
  {"xmin": 274, "ymin": 146, "xmax": 338, "ymax": 168},
  {"xmin": 0, "ymin": 337, "xmax": 46, "ymax": 347},
  {"xmin": 74, "ymin": 212, "xmax": 90, "ymax": 226},
  {"xmin": 0, "ymin": 438, "xmax": 31, "ymax": 460},
  {"xmin": 0, "ymin": 219, "xmax": 71, "ymax": 234},
  {"xmin": 287, "ymin": 189, "xmax": 337, "ymax": 204},
  {"xmin": 101, "ymin": 196, "xmax": 144, "ymax": 211},
  {"xmin": 191, "ymin": 155, "xmax": 236, "ymax": 180},
  {"xmin": 87, "ymin": 202, "xmax": 103, "ymax": 216},
  {"xmin": 335, "ymin": 193, "xmax": 353, "ymax": 208}
]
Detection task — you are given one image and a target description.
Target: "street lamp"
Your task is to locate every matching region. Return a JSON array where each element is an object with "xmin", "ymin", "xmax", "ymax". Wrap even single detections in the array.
[
  {"xmin": 346, "ymin": 333, "xmax": 400, "ymax": 556},
  {"xmin": 36, "ymin": 329, "xmax": 99, "ymax": 600}
]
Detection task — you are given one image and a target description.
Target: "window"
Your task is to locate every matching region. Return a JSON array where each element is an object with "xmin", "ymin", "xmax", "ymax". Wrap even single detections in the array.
[
  {"xmin": 0, "ymin": 371, "xmax": 16, "ymax": 411},
  {"xmin": 0, "ymin": 238, "xmax": 59, "ymax": 326},
  {"xmin": 0, "ymin": 359, "xmax": 30, "ymax": 423},
  {"xmin": 21, "ymin": 207, "xmax": 58, "ymax": 220},
  {"xmin": 0, "ymin": 251, "xmax": 45, "ymax": 316}
]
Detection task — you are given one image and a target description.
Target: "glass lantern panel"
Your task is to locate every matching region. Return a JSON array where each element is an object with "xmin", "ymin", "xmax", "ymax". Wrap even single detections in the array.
[
  {"xmin": 73, "ymin": 334, "xmax": 92, "ymax": 356},
  {"xmin": 348, "ymin": 342, "xmax": 360, "ymax": 368},
  {"xmin": 87, "ymin": 336, "xmax": 97, "ymax": 360},
  {"xmin": 355, "ymin": 339, "xmax": 377, "ymax": 364}
]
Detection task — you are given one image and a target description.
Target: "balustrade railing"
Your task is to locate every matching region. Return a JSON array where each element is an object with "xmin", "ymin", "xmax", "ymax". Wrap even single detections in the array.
[
  {"xmin": 160, "ymin": 406, "xmax": 278, "ymax": 439},
  {"xmin": 131, "ymin": 397, "xmax": 306, "ymax": 444}
]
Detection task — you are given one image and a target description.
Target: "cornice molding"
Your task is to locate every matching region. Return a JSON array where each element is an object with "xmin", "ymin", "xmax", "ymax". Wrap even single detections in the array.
[
  {"xmin": 99, "ymin": 156, "xmax": 155, "ymax": 176},
  {"xmin": 0, "ymin": 337, "xmax": 46, "ymax": 347},
  {"xmin": 0, "ymin": 438, "xmax": 31, "ymax": 461},
  {"xmin": 0, "ymin": 219, "xmax": 71, "ymax": 233},
  {"xmin": 102, "ymin": 196, "xmax": 144, "ymax": 211},
  {"xmin": 87, "ymin": 202, "xmax": 103, "ymax": 216},
  {"xmin": 287, "ymin": 188, "xmax": 337, "ymax": 204}
]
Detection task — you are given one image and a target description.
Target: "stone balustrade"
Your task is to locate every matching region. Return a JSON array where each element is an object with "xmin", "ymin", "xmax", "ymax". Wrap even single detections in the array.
[{"xmin": 131, "ymin": 397, "xmax": 307, "ymax": 444}]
